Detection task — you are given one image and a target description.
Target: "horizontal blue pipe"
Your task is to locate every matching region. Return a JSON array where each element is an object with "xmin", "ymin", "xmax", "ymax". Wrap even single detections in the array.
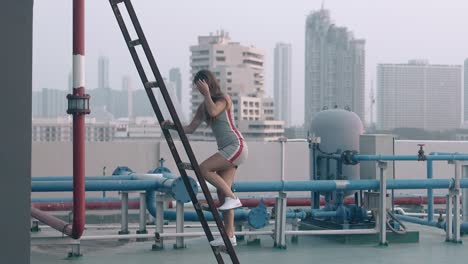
[
  {"xmin": 32, "ymin": 180, "xmax": 161, "ymax": 192},
  {"xmin": 145, "ymin": 191, "xmax": 249, "ymax": 221},
  {"xmin": 32, "ymin": 193, "xmax": 448, "ymax": 204},
  {"xmin": 32, "ymin": 178, "xmax": 468, "ymax": 193},
  {"xmin": 430, "ymin": 152, "xmax": 468, "ymax": 156},
  {"xmin": 312, "ymin": 211, "xmax": 337, "ymax": 218},
  {"xmin": 31, "ymin": 197, "xmax": 139, "ymax": 203},
  {"xmin": 395, "ymin": 215, "xmax": 441, "ymax": 228},
  {"xmin": 286, "ymin": 210, "xmax": 308, "ymax": 220},
  {"xmin": 395, "ymin": 214, "xmax": 468, "ymax": 233},
  {"xmin": 163, "ymin": 209, "xmax": 250, "ymax": 222},
  {"xmin": 32, "ymin": 176, "xmax": 134, "ymax": 181},
  {"xmin": 233, "ymin": 179, "xmax": 468, "ymax": 192},
  {"xmin": 354, "ymin": 154, "xmax": 468, "ymax": 162}
]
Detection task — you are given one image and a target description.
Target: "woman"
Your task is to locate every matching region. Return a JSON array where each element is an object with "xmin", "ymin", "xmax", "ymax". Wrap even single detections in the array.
[{"xmin": 162, "ymin": 69, "xmax": 248, "ymax": 246}]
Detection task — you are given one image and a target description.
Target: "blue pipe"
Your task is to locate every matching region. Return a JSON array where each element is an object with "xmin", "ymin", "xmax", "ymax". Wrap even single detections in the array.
[
  {"xmin": 395, "ymin": 214, "xmax": 468, "ymax": 233},
  {"xmin": 31, "ymin": 197, "xmax": 136, "ymax": 203},
  {"xmin": 32, "ymin": 180, "xmax": 161, "ymax": 192},
  {"xmin": 32, "ymin": 175, "xmax": 196, "ymax": 203},
  {"xmin": 395, "ymin": 214, "xmax": 441, "ymax": 228},
  {"xmin": 430, "ymin": 152, "xmax": 468, "ymax": 156},
  {"xmin": 145, "ymin": 190, "xmax": 260, "ymax": 226},
  {"xmin": 312, "ymin": 210, "xmax": 337, "ymax": 218},
  {"xmin": 425, "ymin": 152, "xmax": 468, "ymax": 222},
  {"xmin": 32, "ymin": 178, "xmax": 468, "ymax": 193},
  {"xmin": 286, "ymin": 210, "xmax": 308, "ymax": 220},
  {"xmin": 354, "ymin": 154, "xmax": 468, "ymax": 162},
  {"xmin": 233, "ymin": 179, "xmax": 468, "ymax": 192},
  {"xmin": 427, "ymin": 160, "xmax": 434, "ymax": 222},
  {"xmin": 32, "ymin": 176, "xmax": 134, "ymax": 181}
]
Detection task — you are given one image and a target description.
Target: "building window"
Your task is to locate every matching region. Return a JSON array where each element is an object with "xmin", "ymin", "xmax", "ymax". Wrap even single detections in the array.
[
  {"xmin": 194, "ymin": 50, "xmax": 209, "ymax": 55},
  {"xmin": 216, "ymin": 50, "xmax": 224, "ymax": 54},
  {"xmin": 216, "ymin": 57, "xmax": 226, "ymax": 62},
  {"xmin": 227, "ymin": 72, "xmax": 232, "ymax": 75}
]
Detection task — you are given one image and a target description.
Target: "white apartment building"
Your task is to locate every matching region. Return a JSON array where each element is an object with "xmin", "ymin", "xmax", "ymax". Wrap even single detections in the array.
[
  {"xmin": 189, "ymin": 31, "xmax": 265, "ymax": 112},
  {"xmin": 189, "ymin": 31, "xmax": 284, "ymax": 141},
  {"xmin": 377, "ymin": 60, "xmax": 462, "ymax": 131},
  {"xmin": 32, "ymin": 117, "xmax": 116, "ymax": 142},
  {"xmin": 114, "ymin": 117, "xmax": 162, "ymax": 141}
]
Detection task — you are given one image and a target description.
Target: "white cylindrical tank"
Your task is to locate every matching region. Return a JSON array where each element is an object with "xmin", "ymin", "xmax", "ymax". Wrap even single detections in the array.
[{"xmin": 310, "ymin": 109, "xmax": 363, "ymax": 183}]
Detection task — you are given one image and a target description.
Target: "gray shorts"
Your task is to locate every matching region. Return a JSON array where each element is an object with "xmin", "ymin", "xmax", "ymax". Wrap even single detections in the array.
[{"xmin": 218, "ymin": 141, "xmax": 248, "ymax": 167}]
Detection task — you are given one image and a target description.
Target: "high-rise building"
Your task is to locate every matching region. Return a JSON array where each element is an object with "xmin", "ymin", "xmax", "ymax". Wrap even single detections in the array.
[
  {"xmin": 188, "ymin": 31, "xmax": 284, "ymax": 140},
  {"xmin": 377, "ymin": 60, "xmax": 462, "ymax": 131},
  {"xmin": 274, "ymin": 43, "xmax": 292, "ymax": 127},
  {"xmin": 169, "ymin": 68, "xmax": 182, "ymax": 105},
  {"xmin": 464, "ymin": 58, "xmax": 468, "ymax": 122},
  {"xmin": 41, "ymin": 88, "xmax": 67, "ymax": 118},
  {"xmin": 98, "ymin": 56, "xmax": 110, "ymax": 89},
  {"xmin": 304, "ymin": 8, "xmax": 365, "ymax": 128},
  {"xmin": 32, "ymin": 90, "xmax": 43, "ymax": 118},
  {"xmin": 68, "ymin": 71, "xmax": 73, "ymax": 90},
  {"xmin": 122, "ymin": 76, "xmax": 133, "ymax": 119}
]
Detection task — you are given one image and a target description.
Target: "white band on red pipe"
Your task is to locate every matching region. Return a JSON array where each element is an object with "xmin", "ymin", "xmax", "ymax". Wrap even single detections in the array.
[{"xmin": 73, "ymin": 55, "xmax": 85, "ymax": 88}]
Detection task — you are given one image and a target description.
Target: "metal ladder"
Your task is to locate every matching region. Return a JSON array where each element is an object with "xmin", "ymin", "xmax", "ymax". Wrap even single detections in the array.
[{"xmin": 109, "ymin": 0, "xmax": 240, "ymax": 263}]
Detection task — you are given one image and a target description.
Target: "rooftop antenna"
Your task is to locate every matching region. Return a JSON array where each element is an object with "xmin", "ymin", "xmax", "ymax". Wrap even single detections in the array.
[{"xmin": 321, "ymin": 0, "xmax": 325, "ymax": 10}]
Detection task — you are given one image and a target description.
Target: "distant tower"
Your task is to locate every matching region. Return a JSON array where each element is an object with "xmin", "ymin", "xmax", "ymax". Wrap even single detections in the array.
[
  {"xmin": 464, "ymin": 58, "xmax": 468, "ymax": 122},
  {"xmin": 68, "ymin": 71, "xmax": 73, "ymax": 90},
  {"xmin": 370, "ymin": 80, "xmax": 375, "ymax": 126},
  {"xmin": 98, "ymin": 56, "xmax": 110, "ymax": 89},
  {"xmin": 304, "ymin": 8, "xmax": 365, "ymax": 128},
  {"xmin": 169, "ymin": 68, "xmax": 182, "ymax": 105},
  {"xmin": 122, "ymin": 76, "xmax": 133, "ymax": 119},
  {"xmin": 274, "ymin": 42, "xmax": 292, "ymax": 127}
]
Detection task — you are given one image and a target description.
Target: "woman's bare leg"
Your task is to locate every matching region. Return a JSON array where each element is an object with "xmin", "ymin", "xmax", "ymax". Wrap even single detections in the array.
[
  {"xmin": 199, "ymin": 153, "xmax": 236, "ymax": 199},
  {"xmin": 217, "ymin": 167, "xmax": 236, "ymax": 238}
]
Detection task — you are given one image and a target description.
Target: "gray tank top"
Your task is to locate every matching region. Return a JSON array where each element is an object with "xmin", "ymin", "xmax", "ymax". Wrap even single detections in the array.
[{"xmin": 209, "ymin": 107, "xmax": 244, "ymax": 149}]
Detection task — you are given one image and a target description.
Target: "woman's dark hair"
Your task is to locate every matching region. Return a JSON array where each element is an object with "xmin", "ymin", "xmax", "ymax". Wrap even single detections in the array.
[
  {"xmin": 193, "ymin": 69, "xmax": 228, "ymax": 123},
  {"xmin": 193, "ymin": 70, "xmax": 223, "ymax": 100}
]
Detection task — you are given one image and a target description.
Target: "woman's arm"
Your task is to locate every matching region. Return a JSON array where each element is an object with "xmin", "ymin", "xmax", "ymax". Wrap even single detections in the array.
[{"xmin": 161, "ymin": 104, "xmax": 204, "ymax": 134}]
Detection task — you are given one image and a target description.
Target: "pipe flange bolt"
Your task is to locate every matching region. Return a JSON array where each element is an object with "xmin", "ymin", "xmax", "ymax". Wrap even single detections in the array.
[{"xmin": 341, "ymin": 150, "xmax": 359, "ymax": 165}]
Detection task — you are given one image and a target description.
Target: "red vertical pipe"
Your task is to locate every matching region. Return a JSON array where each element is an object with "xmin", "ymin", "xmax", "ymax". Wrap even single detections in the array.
[
  {"xmin": 71, "ymin": 0, "xmax": 85, "ymax": 239},
  {"xmin": 30, "ymin": 0, "xmax": 86, "ymax": 239}
]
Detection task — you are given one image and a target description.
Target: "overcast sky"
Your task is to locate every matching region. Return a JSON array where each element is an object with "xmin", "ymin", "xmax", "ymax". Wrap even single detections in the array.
[{"xmin": 33, "ymin": 0, "xmax": 467, "ymax": 125}]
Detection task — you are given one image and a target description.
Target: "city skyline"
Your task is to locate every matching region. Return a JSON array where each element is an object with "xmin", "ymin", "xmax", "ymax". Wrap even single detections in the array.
[{"xmin": 32, "ymin": 0, "xmax": 468, "ymax": 126}]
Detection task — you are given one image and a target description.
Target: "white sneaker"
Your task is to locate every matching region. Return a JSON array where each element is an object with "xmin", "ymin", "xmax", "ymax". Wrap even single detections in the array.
[
  {"xmin": 210, "ymin": 235, "xmax": 237, "ymax": 247},
  {"xmin": 218, "ymin": 197, "xmax": 242, "ymax": 211}
]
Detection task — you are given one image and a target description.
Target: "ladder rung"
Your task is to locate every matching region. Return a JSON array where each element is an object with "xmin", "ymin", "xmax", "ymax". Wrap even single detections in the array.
[
  {"xmin": 213, "ymin": 245, "xmax": 228, "ymax": 254},
  {"xmin": 194, "ymin": 203, "xmax": 211, "ymax": 212},
  {"xmin": 144, "ymin": 81, "xmax": 159, "ymax": 89},
  {"xmin": 128, "ymin": 39, "xmax": 142, "ymax": 47},
  {"xmin": 200, "ymin": 204, "xmax": 212, "ymax": 212},
  {"xmin": 177, "ymin": 162, "xmax": 193, "ymax": 171},
  {"xmin": 161, "ymin": 123, "xmax": 176, "ymax": 131}
]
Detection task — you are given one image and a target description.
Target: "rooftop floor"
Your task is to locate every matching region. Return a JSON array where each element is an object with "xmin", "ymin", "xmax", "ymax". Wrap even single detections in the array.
[{"xmin": 31, "ymin": 223, "xmax": 468, "ymax": 264}]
